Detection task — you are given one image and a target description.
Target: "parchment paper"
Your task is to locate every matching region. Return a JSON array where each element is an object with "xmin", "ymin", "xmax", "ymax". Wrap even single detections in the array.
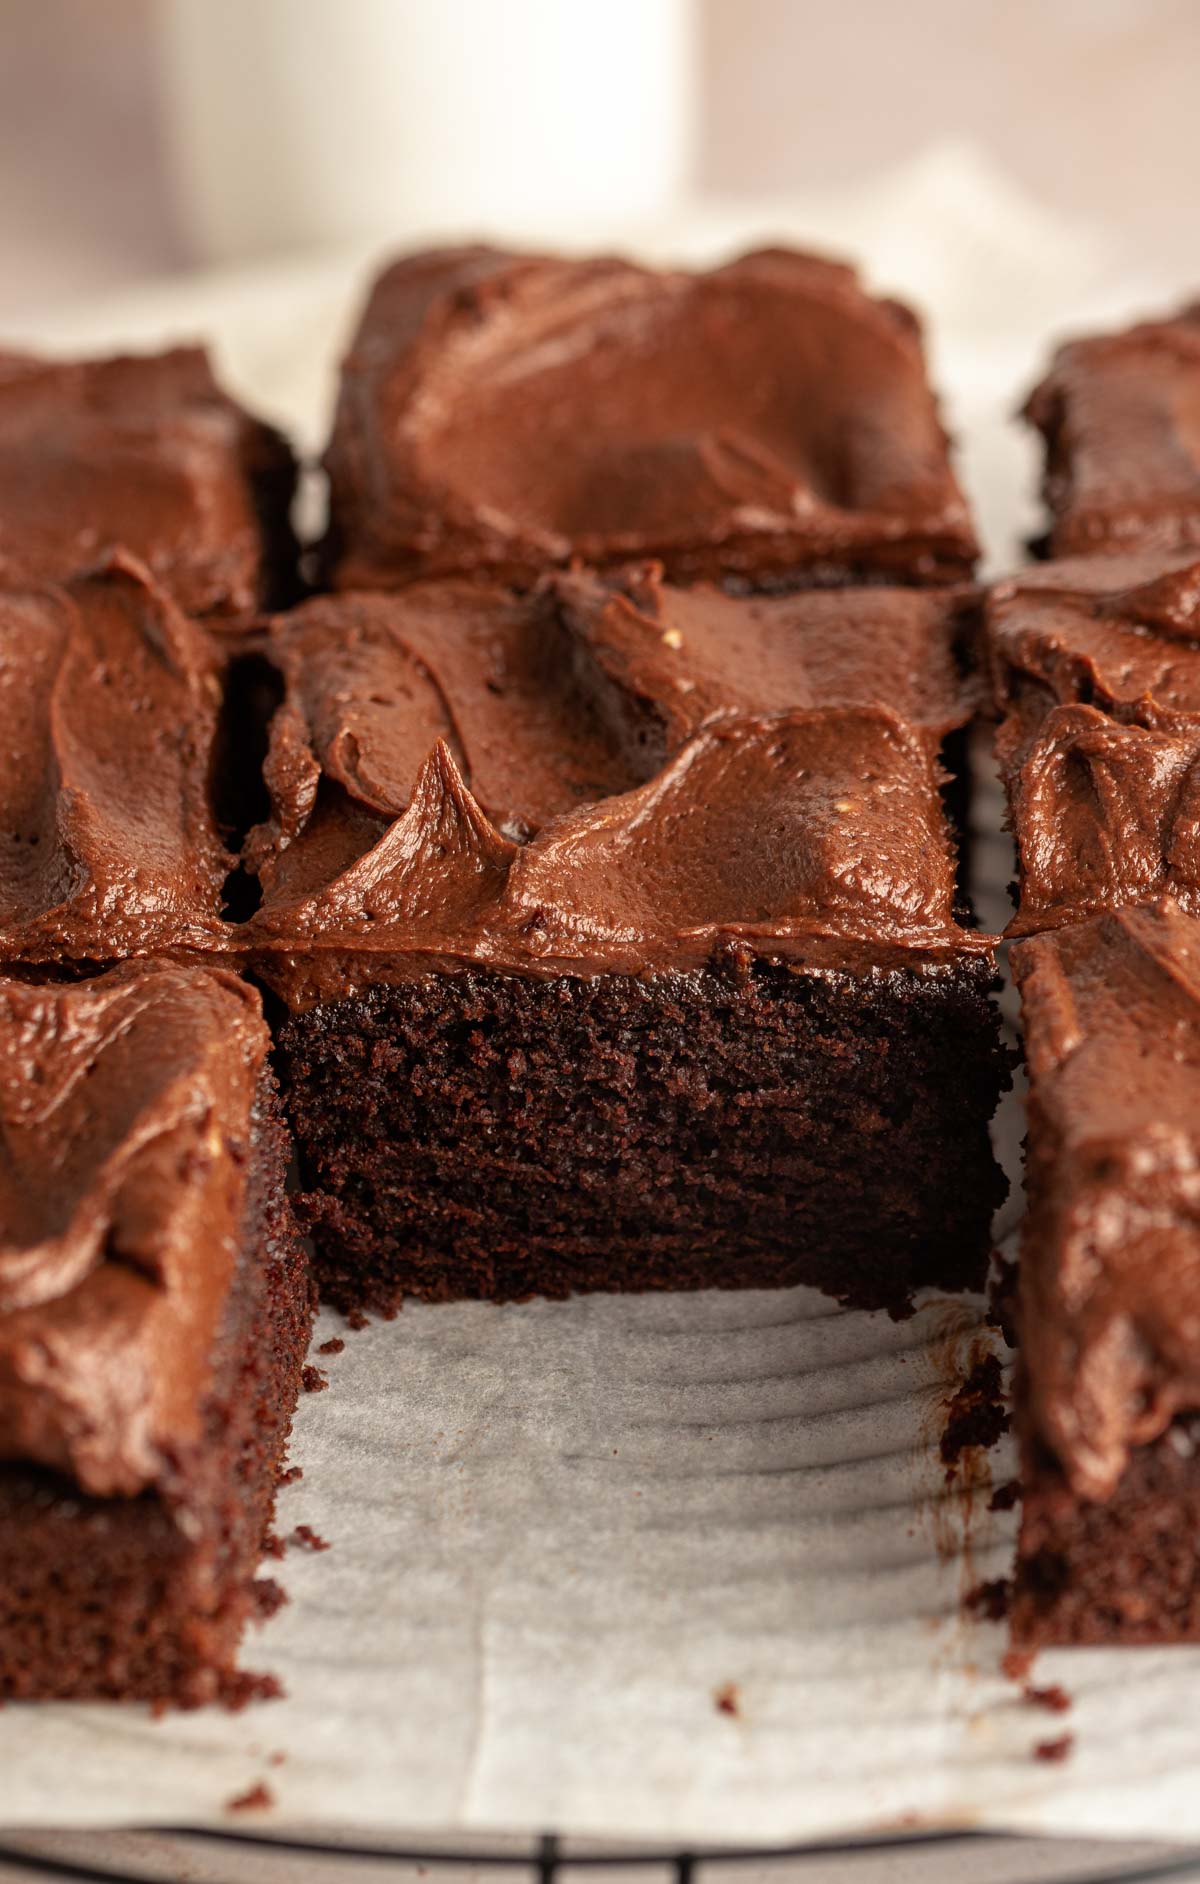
[{"xmin": 4, "ymin": 146, "xmax": 1200, "ymax": 1845}]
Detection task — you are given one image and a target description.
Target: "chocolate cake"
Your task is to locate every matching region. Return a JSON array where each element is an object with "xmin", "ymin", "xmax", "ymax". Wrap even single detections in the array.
[
  {"xmin": 0, "ymin": 960, "xmax": 313, "ymax": 1702},
  {"xmin": 244, "ymin": 571, "xmax": 1008, "ymax": 1317},
  {"xmin": 0, "ymin": 249, "xmax": 1022, "ymax": 1707},
  {"xmin": 0, "ymin": 346, "xmax": 296, "ymax": 614},
  {"xmin": 322, "ymin": 245, "xmax": 978, "ymax": 591},
  {"xmin": 985, "ymin": 549, "xmax": 1200, "ymax": 933},
  {"xmin": 1010, "ymin": 903, "xmax": 1200, "ymax": 1645},
  {"xmin": 1024, "ymin": 304, "xmax": 1200, "ymax": 558},
  {"xmin": 0, "ymin": 552, "xmax": 243, "ymax": 969}
]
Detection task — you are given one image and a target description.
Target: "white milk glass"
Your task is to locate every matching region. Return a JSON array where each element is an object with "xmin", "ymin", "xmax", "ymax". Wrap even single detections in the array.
[{"xmin": 157, "ymin": 0, "xmax": 696, "ymax": 263}]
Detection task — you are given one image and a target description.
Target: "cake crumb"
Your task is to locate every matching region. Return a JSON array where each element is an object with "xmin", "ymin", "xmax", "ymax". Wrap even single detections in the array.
[
  {"xmin": 941, "ymin": 1353, "xmax": 1010, "ymax": 1467},
  {"xmin": 277, "ymin": 1464, "xmax": 303, "ymax": 1487},
  {"xmin": 301, "ymin": 1365, "xmax": 329, "ymax": 1393},
  {"xmin": 290, "ymin": 1524, "xmax": 331, "ymax": 1553},
  {"xmin": 713, "ymin": 1681, "xmax": 741, "ymax": 1718},
  {"xmin": 317, "ymin": 1336, "xmax": 346, "ymax": 1356},
  {"xmin": 966, "ymin": 1577, "xmax": 1011, "ymax": 1622},
  {"xmin": 988, "ymin": 1479, "xmax": 1021, "ymax": 1512},
  {"xmin": 1034, "ymin": 1733, "xmax": 1075, "ymax": 1763},
  {"xmin": 219, "ymin": 1670, "xmax": 285, "ymax": 1712},
  {"xmin": 346, "ymin": 1307, "xmax": 370, "ymax": 1330},
  {"xmin": 1026, "ymin": 1684, "xmax": 1071, "ymax": 1714},
  {"xmin": 267, "ymin": 1751, "xmax": 287, "ymax": 1768},
  {"xmin": 227, "ymin": 1781, "xmax": 275, "ymax": 1813},
  {"xmin": 261, "ymin": 1531, "xmax": 286, "ymax": 1559},
  {"xmin": 1002, "ymin": 1647, "xmax": 1035, "ymax": 1682},
  {"xmin": 253, "ymin": 1578, "xmax": 288, "ymax": 1621}
]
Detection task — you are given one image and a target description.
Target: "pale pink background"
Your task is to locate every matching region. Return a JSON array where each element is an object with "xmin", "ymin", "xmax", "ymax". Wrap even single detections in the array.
[{"xmin": 1, "ymin": 0, "xmax": 1198, "ymax": 317}]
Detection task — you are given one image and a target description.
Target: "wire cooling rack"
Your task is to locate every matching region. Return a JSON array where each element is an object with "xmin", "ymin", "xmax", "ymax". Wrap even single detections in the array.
[{"xmin": 2, "ymin": 1829, "xmax": 1200, "ymax": 1884}]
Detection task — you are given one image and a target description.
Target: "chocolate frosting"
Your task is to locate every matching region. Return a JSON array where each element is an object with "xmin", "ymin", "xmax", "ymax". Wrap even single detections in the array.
[
  {"xmin": 1024, "ymin": 305, "xmax": 1200, "ymax": 557},
  {"xmin": 551, "ymin": 565, "xmax": 980, "ymax": 747},
  {"xmin": 0, "ymin": 961, "xmax": 269, "ymax": 1497},
  {"xmin": 987, "ymin": 551, "xmax": 1200, "ymax": 933},
  {"xmin": 1014, "ymin": 901, "xmax": 1200, "ymax": 1499},
  {"xmin": 0, "ymin": 346, "xmax": 295, "ymax": 615},
  {"xmin": 243, "ymin": 575, "xmax": 986, "ymax": 1004},
  {"xmin": 323, "ymin": 245, "xmax": 978, "ymax": 590},
  {"xmin": 0, "ymin": 554, "xmax": 238, "ymax": 966}
]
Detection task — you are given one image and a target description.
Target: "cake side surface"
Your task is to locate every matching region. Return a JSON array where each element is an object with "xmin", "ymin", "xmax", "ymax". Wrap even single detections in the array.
[{"xmin": 278, "ymin": 954, "xmax": 1007, "ymax": 1318}]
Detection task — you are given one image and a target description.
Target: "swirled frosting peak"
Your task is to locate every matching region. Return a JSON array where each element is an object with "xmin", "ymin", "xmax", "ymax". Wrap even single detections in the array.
[{"xmin": 242, "ymin": 576, "xmax": 985, "ymax": 1003}]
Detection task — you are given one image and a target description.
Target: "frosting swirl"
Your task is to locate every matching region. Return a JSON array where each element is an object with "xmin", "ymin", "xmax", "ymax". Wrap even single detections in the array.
[
  {"xmin": 324, "ymin": 245, "xmax": 977, "ymax": 589},
  {"xmin": 0, "ymin": 346, "xmax": 295, "ymax": 614},
  {"xmin": 0, "ymin": 554, "xmax": 238, "ymax": 966},
  {"xmin": 242, "ymin": 575, "xmax": 986, "ymax": 1004},
  {"xmin": 0, "ymin": 962, "xmax": 269, "ymax": 1496},
  {"xmin": 1025, "ymin": 306, "xmax": 1200, "ymax": 557},
  {"xmin": 987, "ymin": 551, "xmax": 1200, "ymax": 933}
]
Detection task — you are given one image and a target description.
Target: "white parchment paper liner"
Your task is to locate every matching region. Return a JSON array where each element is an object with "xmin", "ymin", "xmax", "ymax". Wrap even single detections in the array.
[{"xmin": 4, "ymin": 147, "xmax": 1200, "ymax": 1844}]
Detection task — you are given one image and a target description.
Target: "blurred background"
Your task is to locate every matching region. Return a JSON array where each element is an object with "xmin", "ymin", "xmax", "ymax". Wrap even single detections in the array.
[{"xmin": 1, "ymin": 0, "xmax": 1198, "ymax": 323}]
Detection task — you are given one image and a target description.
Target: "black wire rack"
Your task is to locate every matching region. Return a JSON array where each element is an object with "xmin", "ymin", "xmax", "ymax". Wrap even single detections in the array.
[{"xmin": 2, "ymin": 1828, "xmax": 1200, "ymax": 1884}]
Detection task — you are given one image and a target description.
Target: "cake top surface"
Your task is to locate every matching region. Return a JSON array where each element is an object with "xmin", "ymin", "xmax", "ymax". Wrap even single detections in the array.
[
  {"xmin": 0, "ymin": 553, "xmax": 237, "ymax": 968},
  {"xmin": 1024, "ymin": 304, "xmax": 1200, "ymax": 558},
  {"xmin": 1013, "ymin": 899, "xmax": 1200, "ymax": 1499},
  {"xmin": 322, "ymin": 243, "xmax": 978, "ymax": 590},
  {"xmin": 0, "ymin": 959, "xmax": 270, "ymax": 1497},
  {"xmin": 0, "ymin": 559, "xmax": 984, "ymax": 987},
  {"xmin": 986, "ymin": 551, "xmax": 1200, "ymax": 935},
  {"xmin": 0, "ymin": 345, "xmax": 293, "ymax": 615},
  {"xmin": 244, "ymin": 572, "xmax": 987, "ymax": 1005}
]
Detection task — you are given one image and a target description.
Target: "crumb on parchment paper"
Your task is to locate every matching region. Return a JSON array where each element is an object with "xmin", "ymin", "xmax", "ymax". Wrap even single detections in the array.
[
  {"xmin": 1034, "ymin": 1734, "xmax": 1075, "ymax": 1764},
  {"xmin": 227, "ymin": 1781, "xmax": 276, "ymax": 1812}
]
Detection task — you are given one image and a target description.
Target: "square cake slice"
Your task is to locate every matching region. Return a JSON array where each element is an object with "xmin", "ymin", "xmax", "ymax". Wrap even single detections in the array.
[
  {"xmin": 985, "ymin": 550, "xmax": 1200, "ymax": 934},
  {"xmin": 0, "ymin": 346, "xmax": 296, "ymax": 614},
  {"xmin": 244, "ymin": 575, "xmax": 1008, "ymax": 1317},
  {"xmin": 0, "ymin": 960, "xmax": 313, "ymax": 1703},
  {"xmin": 1024, "ymin": 304, "xmax": 1200, "ymax": 558},
  {"xmin": 1011, "ymin": 902, "xmax": 1200, "ymax": 1645},
  {"xmin": 322, "ymin": 245, "xmax": 978, "ymax": 591},
  {"xmin": 0, "ymin": 554, "xmax": 245, "ymax": 969}
]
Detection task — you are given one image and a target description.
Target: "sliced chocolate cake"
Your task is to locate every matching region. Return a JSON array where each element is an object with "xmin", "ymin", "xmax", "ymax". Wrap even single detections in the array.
[
  {"xmin": 1024, "ymin": 304, "xmax": 1200, "ymax": 559},
  {"xmin": 0, "ymin": 552, "xmax": 243, "ymax": 970},
  {"xmin": 322, "ymin": 245, "xmax": 978, "ymax": 592},
  {"xmin": 0, "ymin": 346, "xmax": 296, "ymax": 613},
  {"xmin": 244, "ymin": 572, "xmax": 1008, "ymax": 1317},
  {"xmin": 985, "ymin": 549, "xmax": 1200, "ymax": 934},
  {"xmin": 0, "ymin": 960, "xmax": 313, "ymax": 1702},
  {"xmin": 1010, "ymin": 903, "xmax": 1200, "ymax": 1645}
]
